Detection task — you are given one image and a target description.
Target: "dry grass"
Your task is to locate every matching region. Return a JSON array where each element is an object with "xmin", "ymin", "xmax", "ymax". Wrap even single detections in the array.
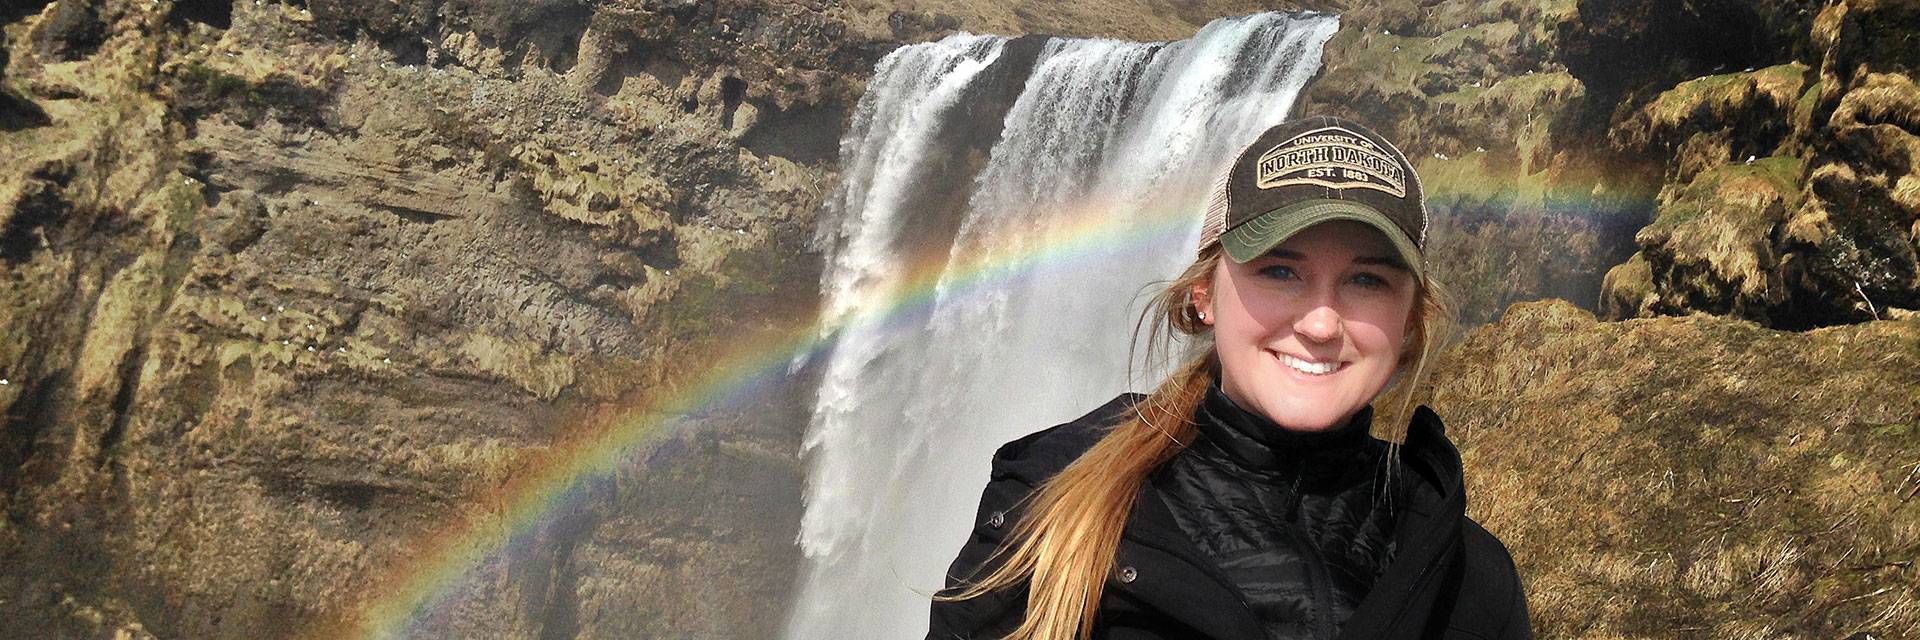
[{"xmin": 1429, "ymin": 300, "xmax": 1920, "ymax": 638}]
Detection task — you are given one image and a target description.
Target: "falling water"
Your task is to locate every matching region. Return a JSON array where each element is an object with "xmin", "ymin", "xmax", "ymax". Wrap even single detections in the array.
[{"xmin": 786, "ymin": 13, "xmax": 1339, "ymax": 639}]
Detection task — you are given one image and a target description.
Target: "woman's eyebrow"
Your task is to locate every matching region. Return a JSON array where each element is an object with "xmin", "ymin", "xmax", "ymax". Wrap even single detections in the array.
[
  {"xmin": 1354, "ymin": 255, "xmax": 1411, "ymax": 271},
  {"xmin": 1263, "ymin": 249, "xmax": 1410, "ymax": 271}
]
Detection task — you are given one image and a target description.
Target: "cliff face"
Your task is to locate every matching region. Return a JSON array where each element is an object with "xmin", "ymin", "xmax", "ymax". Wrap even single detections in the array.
[
  {"xmin": 4, "ymin": 0, "xmax": 1918, "ymax": 638},
  {"xmin": 1, "ymin": 0, "xmax": 865, "ymax": 637}
]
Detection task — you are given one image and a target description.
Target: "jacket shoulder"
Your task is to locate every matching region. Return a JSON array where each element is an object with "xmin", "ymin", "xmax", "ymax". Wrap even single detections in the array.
[
  {"xmin": 1452, "ymin": 519, "xmax": 1533, "ymax": 639},
  {"xmin": 988, "ymin": 392, "xmax": 1144, "ymax": 484},
  {"xmin": 926, "ymin": 393, "xmax": 1144, "ymax": 639}
]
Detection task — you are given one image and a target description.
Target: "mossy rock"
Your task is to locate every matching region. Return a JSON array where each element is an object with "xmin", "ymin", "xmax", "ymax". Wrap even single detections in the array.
[
  {"xmin": 1622, "ymin": 155, "xmax": 1806, "ymax": 321},
  {"xmin": 1599, "ymin": 251, "xmax": 1654, "ymax": 318},
  {"xmin": 1779, "ymin": 71, "xmax": 1920, "ymax": 326},
  {"xmin": 1615, "ymin": 63, "xmax": 1811, "ymax": 161}
]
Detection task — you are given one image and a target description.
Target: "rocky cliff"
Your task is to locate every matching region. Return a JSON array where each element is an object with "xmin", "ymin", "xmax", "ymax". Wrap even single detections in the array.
[
  {"xmin": 3, "ymin": 0, "xmax": 1917, "ymax": 638},
  {"xmin": 1295, "ymin": 0, "xmax": 1919, "ymax": 329},
  {"xmin": 2, "ymin": 0, "xmax": 865, "ymax": 636}
]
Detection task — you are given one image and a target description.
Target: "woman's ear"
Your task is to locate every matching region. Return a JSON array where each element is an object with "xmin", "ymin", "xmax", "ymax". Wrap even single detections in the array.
[{"xmin": 1191, "ymin": 282, "xmax": 1214, "ymax": 325}]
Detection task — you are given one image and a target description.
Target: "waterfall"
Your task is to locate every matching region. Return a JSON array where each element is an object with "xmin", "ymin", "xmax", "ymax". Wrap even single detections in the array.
[{"xmin": 786, "ymin": 13, "xmax": 1339, "ymax": 639}]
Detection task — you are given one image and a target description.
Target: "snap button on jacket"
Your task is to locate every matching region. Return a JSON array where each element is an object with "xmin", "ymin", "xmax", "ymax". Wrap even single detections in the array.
[{"xmin": 927, "ymin": 394, "xmax": 1534, "ymax": 640}]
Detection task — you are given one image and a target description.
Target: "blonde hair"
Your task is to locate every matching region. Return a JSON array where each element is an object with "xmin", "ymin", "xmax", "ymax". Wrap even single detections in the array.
[{"xmin": 938, "ymin": 243, "xmax": 1452, "ymax": 640}]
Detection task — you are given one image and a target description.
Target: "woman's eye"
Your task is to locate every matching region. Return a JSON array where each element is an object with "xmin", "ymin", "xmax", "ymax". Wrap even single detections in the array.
[
  {"xmin": 1257, "ymin": 265, "xmax": 1297, "ymax": 280},
  {"xmin": 1350, "ymin": 272, "xmax": 1390, "ymax": 289}
]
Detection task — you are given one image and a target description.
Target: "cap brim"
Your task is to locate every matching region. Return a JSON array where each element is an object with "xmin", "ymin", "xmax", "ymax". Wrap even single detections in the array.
[{"xmin": 1219, "ymin": 198, "xmax": 1424, "ymax": 278}]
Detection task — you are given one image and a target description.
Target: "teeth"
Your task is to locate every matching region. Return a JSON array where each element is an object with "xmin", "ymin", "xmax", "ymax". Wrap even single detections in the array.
[{"xmin": 1278, "ymin": 353, "xmax": 1340, "ymax": 375}]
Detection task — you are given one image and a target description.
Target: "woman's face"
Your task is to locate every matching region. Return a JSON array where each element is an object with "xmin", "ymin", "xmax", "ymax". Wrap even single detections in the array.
[{"xmin": 1193, "ymin": 220, "xmax": 1419, "ymax": 432}]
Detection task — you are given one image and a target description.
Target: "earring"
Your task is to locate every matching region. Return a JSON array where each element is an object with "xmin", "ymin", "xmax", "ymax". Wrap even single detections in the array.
[{"xmin": 1197, "ymin": 310, "xmax": 1208, "ymax": 322}]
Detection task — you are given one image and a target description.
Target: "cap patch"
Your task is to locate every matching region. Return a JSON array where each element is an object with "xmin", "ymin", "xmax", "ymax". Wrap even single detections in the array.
[{"xmin": 1254, "ymin": 126, "xmax": 1408, "ymax": 198}]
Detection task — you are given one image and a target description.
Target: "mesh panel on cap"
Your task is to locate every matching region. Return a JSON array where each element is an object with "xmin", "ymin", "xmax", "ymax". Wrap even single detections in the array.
[{"xmin": 1198, "ymin": 171, "xmax": 1229, "ymax": 254}]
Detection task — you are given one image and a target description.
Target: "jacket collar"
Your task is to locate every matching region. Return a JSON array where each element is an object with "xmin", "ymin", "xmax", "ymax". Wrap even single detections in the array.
[{"xmin": 1192, "ymin": 381, "xmax": 1378, "ymax": 476}]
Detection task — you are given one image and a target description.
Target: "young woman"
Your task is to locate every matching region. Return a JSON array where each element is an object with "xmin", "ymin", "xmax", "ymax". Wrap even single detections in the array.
[{"xmin": 927, "ymin": 116, "xmax": 1532, "ymax": 640}]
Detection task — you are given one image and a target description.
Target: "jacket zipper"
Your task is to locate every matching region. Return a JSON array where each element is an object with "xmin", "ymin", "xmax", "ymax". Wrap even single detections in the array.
[
  {"xmin": 1279, "ymin": 468, "xmax": 1340, "ymax": 640},
  {"xmin": 1281, "ymin": 518, "xmax": 1339, "ymax": 639}
]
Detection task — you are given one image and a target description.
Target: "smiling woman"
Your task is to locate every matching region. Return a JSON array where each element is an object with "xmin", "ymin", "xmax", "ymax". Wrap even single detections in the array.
[
  {"xmin": 1196, "ymin": 220, "xmax": 1418, "ymax": 433},
  {"xmin": 928, "ymin": 116, "xmax": 1532, "ymax": 640}
]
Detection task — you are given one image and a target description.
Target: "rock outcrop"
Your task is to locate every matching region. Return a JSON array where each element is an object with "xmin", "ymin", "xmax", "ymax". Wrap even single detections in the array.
[
  {"xmin": 1299, "ymin": 0, "xmax": 1919, "ymax": 331},
  {"xmin": 1598, "ymin": 0, "xmax": 1920, "ymax": 328},
  {"xmin": 1, "ymin": 0, "xmax": 858, "ymax": 636}
]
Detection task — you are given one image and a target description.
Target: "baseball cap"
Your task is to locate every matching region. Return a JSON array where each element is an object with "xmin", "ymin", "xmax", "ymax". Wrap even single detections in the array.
[{"xmin": 1198, "ymin": 116, "xmax": 1428, "ymax": 276}]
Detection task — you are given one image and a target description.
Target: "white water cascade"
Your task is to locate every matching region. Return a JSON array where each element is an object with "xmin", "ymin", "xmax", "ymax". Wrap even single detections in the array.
[{"xmin": 786, "ymin": 13, "xmax": 1339, "ymax": 639}]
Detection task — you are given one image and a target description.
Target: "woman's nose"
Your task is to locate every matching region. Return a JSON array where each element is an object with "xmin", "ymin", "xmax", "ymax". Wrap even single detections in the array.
[{"xmin": 1293, "ymin": 304, "xmax": 1343, "ymax": 343}]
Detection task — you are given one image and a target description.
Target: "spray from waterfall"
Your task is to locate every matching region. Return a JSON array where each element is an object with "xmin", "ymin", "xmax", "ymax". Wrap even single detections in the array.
[{"xmin": 786, "ymin": 12, "xmax": 1340, "ymax": 640}]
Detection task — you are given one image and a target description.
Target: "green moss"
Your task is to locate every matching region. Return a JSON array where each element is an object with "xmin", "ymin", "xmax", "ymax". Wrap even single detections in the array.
[
  {"xmin": 1742, "ymin": 155, "xmax": 1806, "ymax": 196},
  {"xmin": 1645, "ymin": 155, "xmax": 1804, "ymax": 234},
  {"xmin": 1482, "ymin": 71, "xmax": 1582, "ymax": 103},
  {"xmin": 179, "ymin": 62, "xmax": 252, "ymax": 100},
  {"xmin": 1647, "ymin": 72, "xmax": 1749, "ymax": 119},
  {"xmin": 1641, "ymin": 64, "xmax": 1810, "ymax": 130},
  {"xmin": 1794, "ymin": 79, "xmax": 1824, "ymax": 127},
  {"xmin": 1752, "ymin": 63, "xmax": 1808, "ymax": 89},
  {"xmin": 1333, "ymin": 31, "xmax": 1442, "ymax": 95},
  {"xmin": 1654, "ymin": 201, "xmax": 1707, "ymax": 229},
  {"xmin": 1429, "ymin": 20, "xmax": 1521, "ymax": 54},
  {"xmin": 650, "ymin": 232, "xmax": 823, "ymax": 349}
]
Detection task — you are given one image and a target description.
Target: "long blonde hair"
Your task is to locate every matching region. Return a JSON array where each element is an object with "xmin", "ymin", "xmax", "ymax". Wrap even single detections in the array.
[{"xmin": 938, "ymin": 243, "xmax": 1452, "ymax": 640}]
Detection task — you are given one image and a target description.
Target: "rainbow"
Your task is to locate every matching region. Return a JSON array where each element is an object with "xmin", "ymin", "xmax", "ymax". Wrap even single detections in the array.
[{"xmin": 336, "ymin": 195, "xmax": 1204, "ymax": 638}]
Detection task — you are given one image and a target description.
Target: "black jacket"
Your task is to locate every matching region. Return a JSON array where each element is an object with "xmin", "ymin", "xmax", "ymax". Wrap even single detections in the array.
[
  {"xmin": 927, "ymin": 394, "xmax": 1532, "ymax": 640},
  {"xmin": 1154, "ymin": 384, "xmax": 1401, "ymax": 639}
]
